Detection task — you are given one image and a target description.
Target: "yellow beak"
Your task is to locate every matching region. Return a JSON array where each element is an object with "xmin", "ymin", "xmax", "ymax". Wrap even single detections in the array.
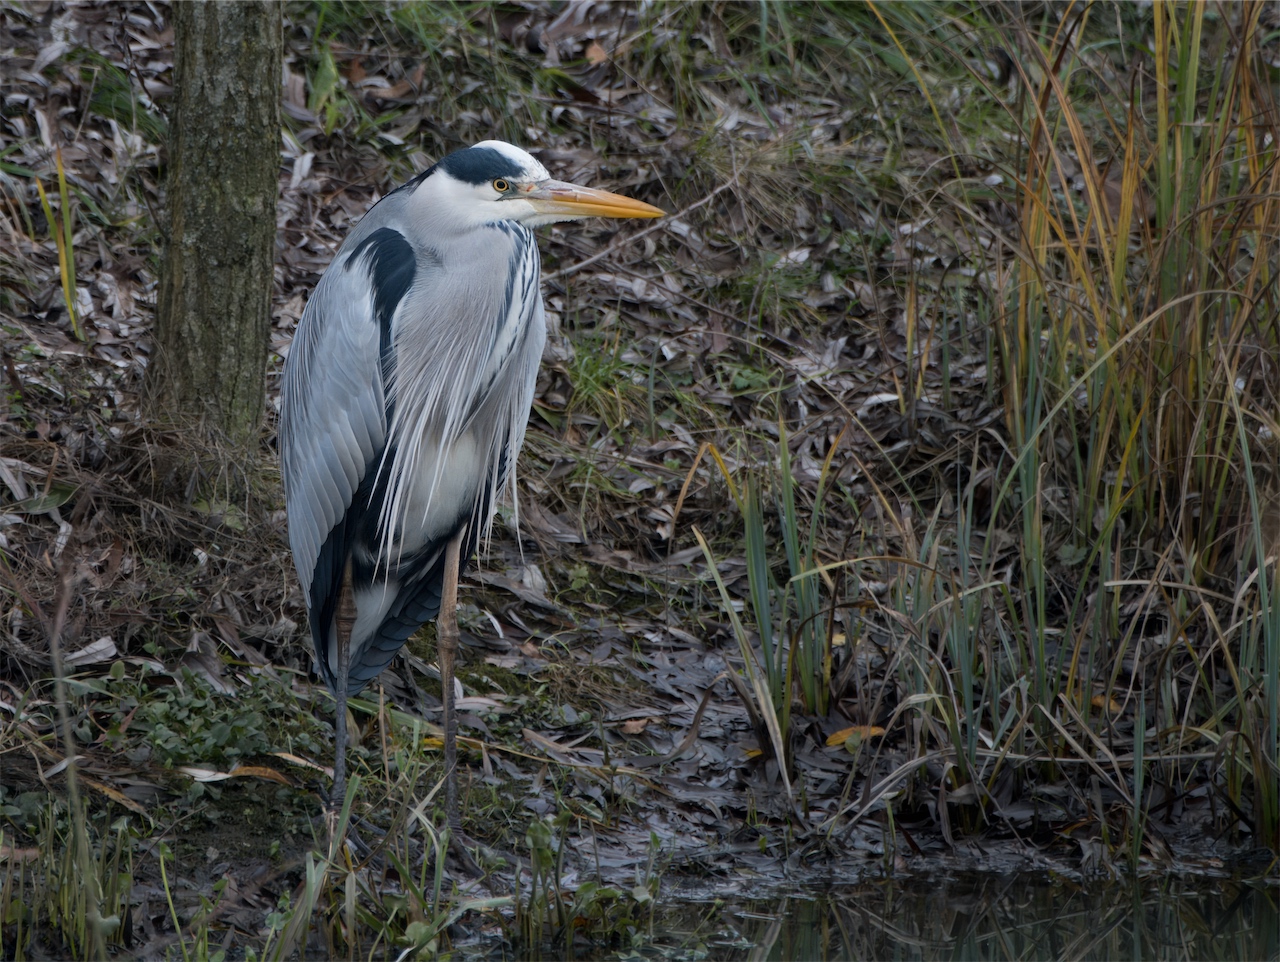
[{"xmin": 523, "ymin": 180, "xmax": 665, "ymax": 219}]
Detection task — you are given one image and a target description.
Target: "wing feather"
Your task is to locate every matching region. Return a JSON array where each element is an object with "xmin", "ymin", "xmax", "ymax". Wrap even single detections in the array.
[{"xmin": 280, "ymin": 256, "xmax": 388, "ymax": 608}]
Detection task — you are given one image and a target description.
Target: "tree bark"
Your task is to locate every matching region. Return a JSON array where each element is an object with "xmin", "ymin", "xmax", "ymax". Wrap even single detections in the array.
[{"xmin": 150, "ymin": 0, "xmax": 281, "ymax": 453}]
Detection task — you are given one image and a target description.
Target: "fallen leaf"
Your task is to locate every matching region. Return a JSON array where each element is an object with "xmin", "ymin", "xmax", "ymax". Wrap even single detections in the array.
[
  {"xmin": 456, "ymin": 695, "xmax": 509, "ymax": 712},
  {"xmin": 179, "ymin": 764, "xmax": 293, "ymax": 786},
  {"xmin": 63, "ymin": 635, "xmax": 118, "ymax": 667},
  {"xmin": 13, "ymin": 483, "xmax": 76, "ymax": 515},
  {"xmin": 80, "ymin": 776, "xmax": 149, "ymax": 816},
  {"xmin": 826, "ymin": 725, "xmax": 886, "ymax": 750},
  {"xmin": 1091, "ymin": 694, "xmax": 1123, "ymax": 714},
  {"xmin": 229, "ymin": 765, "xmax": 294, "ymax": 786},
  {"xmin": 179, "ymin": 767, "xmax": 233, "ymax": 782}
]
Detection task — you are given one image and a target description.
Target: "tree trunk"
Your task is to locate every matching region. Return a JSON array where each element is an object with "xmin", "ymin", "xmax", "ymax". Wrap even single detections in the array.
[{"xmin": 150, "ymin": 0, "xmax": 281, "ymax": 453}]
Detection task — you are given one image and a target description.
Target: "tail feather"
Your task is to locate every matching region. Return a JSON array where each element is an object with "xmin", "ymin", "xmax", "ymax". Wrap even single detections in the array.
[{"xmin": 346, "ymin": 573, "xmax": 445, "ymax": 692}]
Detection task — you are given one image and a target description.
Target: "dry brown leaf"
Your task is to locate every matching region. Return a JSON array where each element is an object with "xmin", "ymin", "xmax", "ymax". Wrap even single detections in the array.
[
  {"xmin": 1091, "ymin": 694, "xmax": 1123, "ymax": 714},
  {"xmin": 271, "ymin": 752, "xmax": 330, "ymax": 776},
  {"xmin": 826, "ymin": 725, "xmax": 886, "ymax": 747},
  {"xmin": 79, "ymin": 776, "xmax": 149, "ymax": 816},
  {"xmin": 0, "ymin": 845, "xmax": 40, "ymax": 863},
  {"xmin": 179, "ymin": 764, "xmax": 293, "ymax": 786},
  {"xmin": 226, "ymin": 765, "xmax": 295, "ymax": 786}
]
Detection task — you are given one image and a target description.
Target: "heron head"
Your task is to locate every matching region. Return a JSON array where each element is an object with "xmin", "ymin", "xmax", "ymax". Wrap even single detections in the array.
[{"xmin": 418, "ymin": 140, "xmax": 664, "ymax": 230}]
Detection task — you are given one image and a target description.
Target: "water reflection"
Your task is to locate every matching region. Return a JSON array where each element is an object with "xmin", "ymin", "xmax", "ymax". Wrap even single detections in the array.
[{"xmin": 671, "ymin": 874, "xmax": 1278, "ymax": 961}]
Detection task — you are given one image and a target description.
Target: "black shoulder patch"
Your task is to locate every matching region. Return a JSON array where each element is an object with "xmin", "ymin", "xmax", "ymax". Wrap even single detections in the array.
[{"xmin": 346, "ymin": 227, "xmax": 414, "ymax": 367}]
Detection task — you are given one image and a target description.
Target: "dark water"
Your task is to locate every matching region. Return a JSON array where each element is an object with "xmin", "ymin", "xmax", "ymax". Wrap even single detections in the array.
[
  {"xmin": 601, "ymin": 872, "xmax": 1279, "ymax": 961},
  {"xmin": 448, "ymin": 875, "xmax": 1269, "ymax": 956}
]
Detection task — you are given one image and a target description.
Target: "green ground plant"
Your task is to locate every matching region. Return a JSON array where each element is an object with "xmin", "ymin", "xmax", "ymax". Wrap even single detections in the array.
[
  {"xmin": 0, "ymin": 801, "xmax": 133, "ymax": 961},
  {"xmin": 984, "ymin": 0, "xmax": 1280, "ymax": 853},
  {"xmin": 698, "ymin": 424, "xmax": 846, "ymax": 780},
  {"xmin": 32, "ymin": 149, "xmax": 80, "ymax": 342},
  {"xmin": 695, "ymin": 0, "xmax": 1280, "ymax": 859}
]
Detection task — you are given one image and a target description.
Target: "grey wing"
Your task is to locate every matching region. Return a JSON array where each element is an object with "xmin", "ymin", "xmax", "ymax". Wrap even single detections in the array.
[{"xmin": 279, "ymin": 256, "xmax": 387, "ymax": 612}]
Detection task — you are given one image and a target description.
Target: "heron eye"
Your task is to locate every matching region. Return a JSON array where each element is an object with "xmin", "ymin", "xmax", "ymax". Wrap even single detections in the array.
[{"xmin": 492, "ymin": 178, "xmax": 510, "ymax": 193}]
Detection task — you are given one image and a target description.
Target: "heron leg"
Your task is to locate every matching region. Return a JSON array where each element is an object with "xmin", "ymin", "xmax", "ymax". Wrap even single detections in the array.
[
  {"xmin": 436, "ymin": 526, "xmax": 466, "ymax": 839},
  {"xmin": 331, "ymin": 560, "xmax": 357, "ymax": 822}
]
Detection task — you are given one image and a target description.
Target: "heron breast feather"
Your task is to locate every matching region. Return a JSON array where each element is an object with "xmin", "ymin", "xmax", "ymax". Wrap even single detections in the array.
[{"xmin": 394, "ymin": 429, "xmax": 484, "ymax": 553}]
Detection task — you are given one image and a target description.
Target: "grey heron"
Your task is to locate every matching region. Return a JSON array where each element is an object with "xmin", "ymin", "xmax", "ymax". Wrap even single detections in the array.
[{"xmin": 279, "ymin": 140, "xmax": 663, "ymax": 835}]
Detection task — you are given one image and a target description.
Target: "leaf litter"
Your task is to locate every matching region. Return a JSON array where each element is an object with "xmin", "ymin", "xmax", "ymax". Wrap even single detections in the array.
[{"xmin": 1, "ymin": 1, "xmax": 1272, "ymax": 955}]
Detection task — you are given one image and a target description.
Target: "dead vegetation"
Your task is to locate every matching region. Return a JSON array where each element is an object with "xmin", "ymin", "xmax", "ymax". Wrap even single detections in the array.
[{"xmin": 2, "ymin": 1, "xmax": 1279, "ymax": 958}]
